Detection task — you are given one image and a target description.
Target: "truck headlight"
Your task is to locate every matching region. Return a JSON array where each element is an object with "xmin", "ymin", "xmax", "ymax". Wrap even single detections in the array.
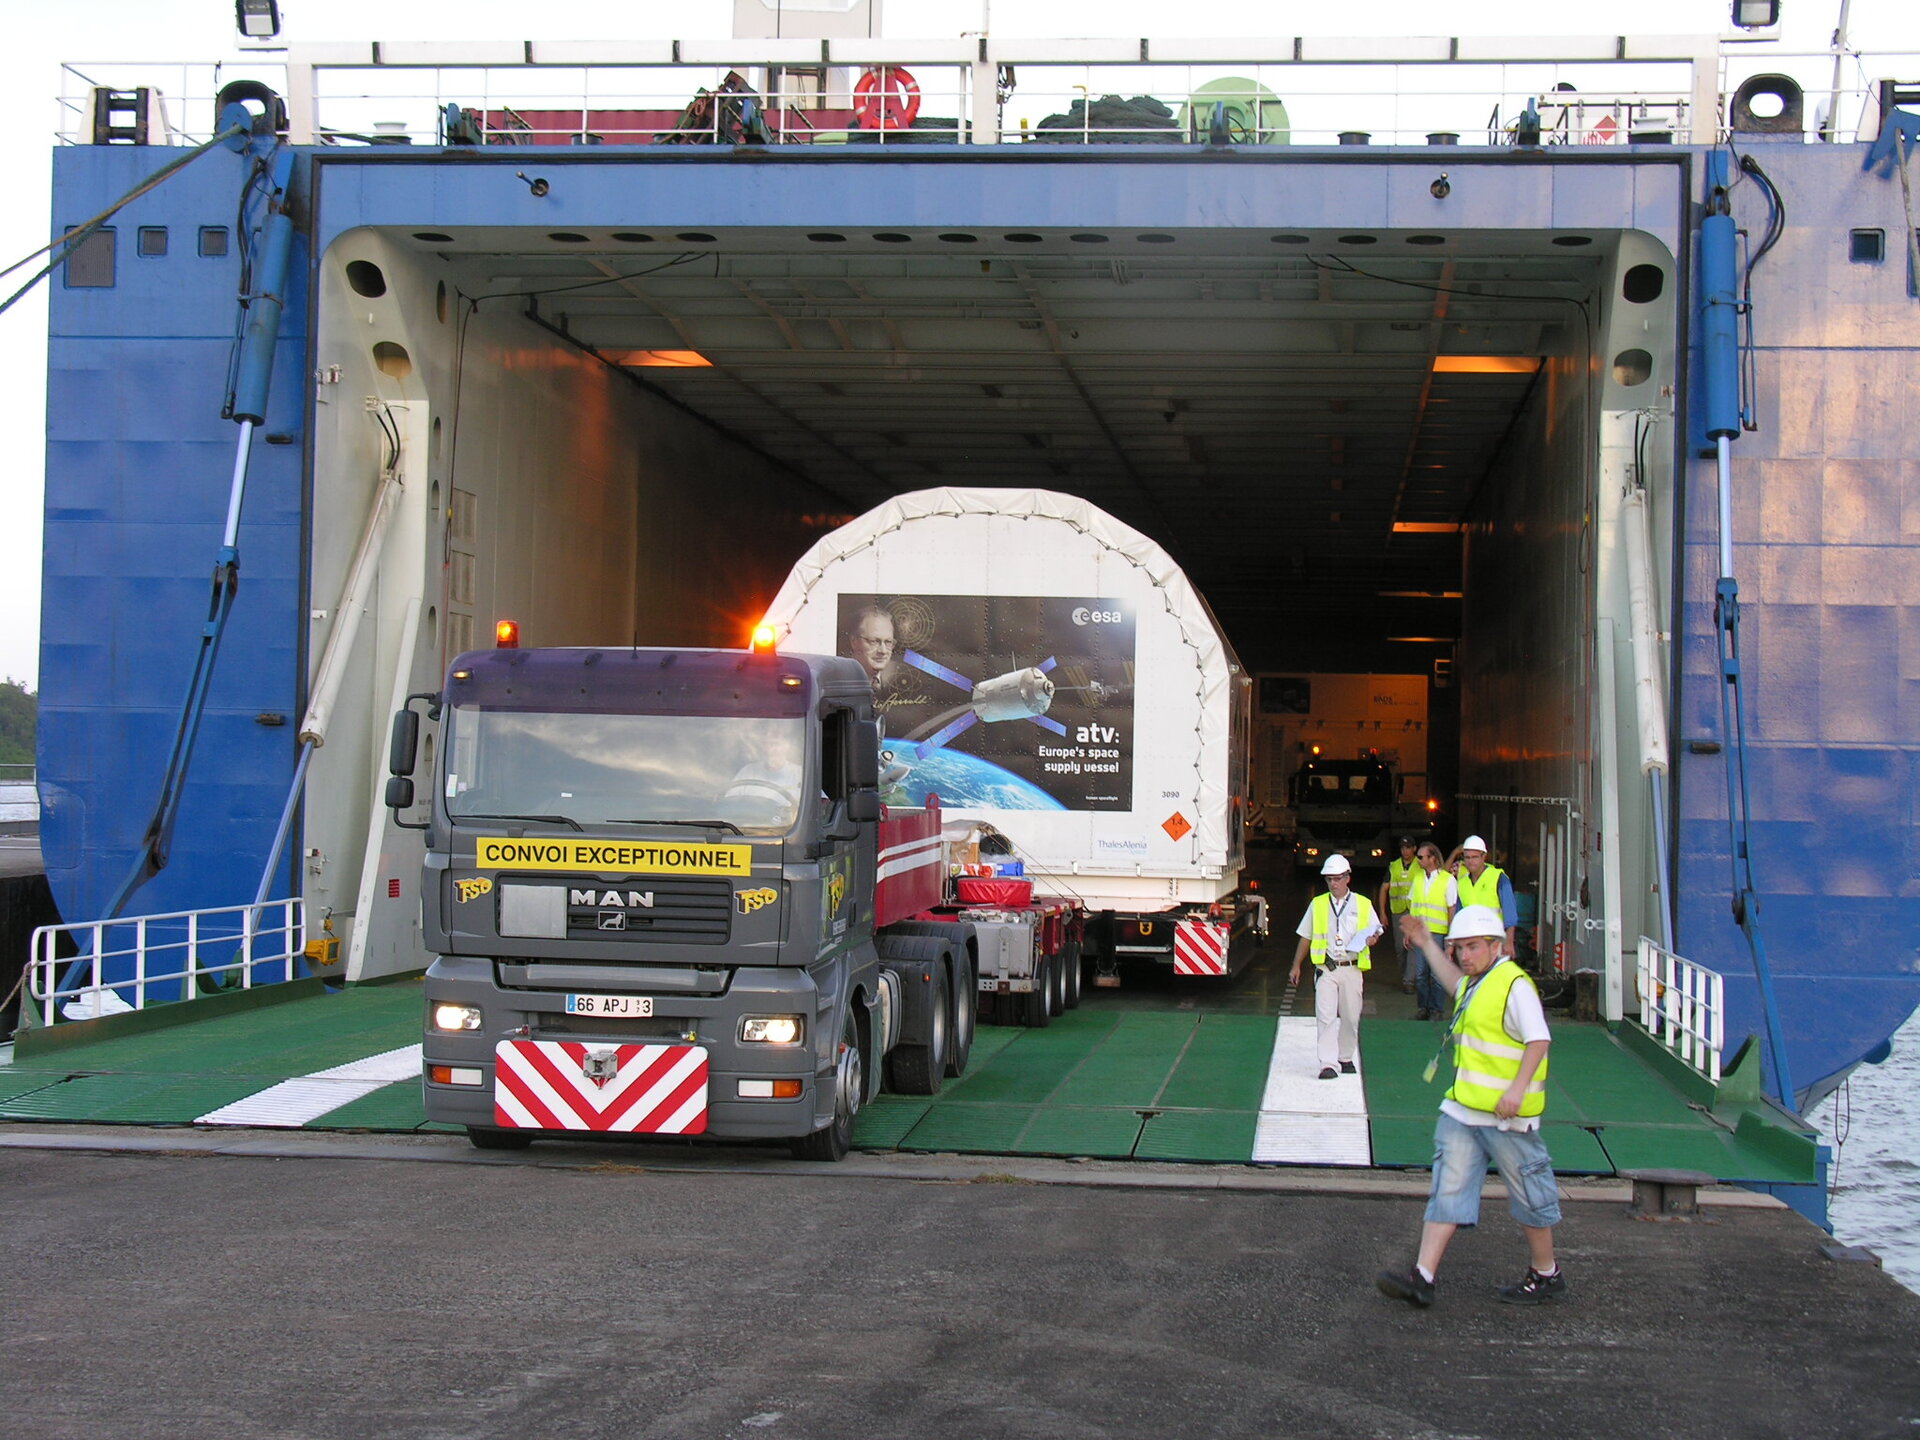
[
  {"xmin": 740, "ymin": 1015, "xmax": 804, "ymax": 1045},
  {"xmin": 431, "ymin": 1002, "xmax": 483, "ymax": 1032}
]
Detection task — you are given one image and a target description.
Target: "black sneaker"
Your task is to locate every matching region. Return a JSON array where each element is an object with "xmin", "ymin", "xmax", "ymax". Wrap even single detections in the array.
[
  {"xmin": 1339, "ymin": 1060, "xmax": 1357, "ymax": 1074},
  {"xmin": 1414, "ymin": 1008, "xmax": 1432, "ymax": 1021},
  {"xmin": 1497, "ymin": 1267, "xmax": 1569, "ymax": 1305},
  {"xmin": 1376, "ymin": 1266, "xmax": 1435, "ymax": 1308},
  {"xmin": 1318, "ymin": 1066, "xmax": 1338, "ymax": 1080}
]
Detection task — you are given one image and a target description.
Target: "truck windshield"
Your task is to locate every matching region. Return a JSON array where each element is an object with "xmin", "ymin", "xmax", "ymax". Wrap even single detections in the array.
[{"xmin": 445, "ymin": 708, "xmax": 808, "ymax": 835}]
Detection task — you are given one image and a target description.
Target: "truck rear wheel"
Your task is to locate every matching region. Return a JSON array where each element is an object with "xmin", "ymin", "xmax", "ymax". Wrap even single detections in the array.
[
  {"xmin": 467, "ymin": 1126, "xmax": 533, "ymax": 1151},
  {"xmin": 792, "ymin": 1012, "xmax": 863, "ymax": 1162},
  {"xmin": 886, "ymin": 961, "xmax": 948, "ymax": 1095},
  {"xmin": 1022, "ymin": 954, "xmax": 1053, "ymax": 1028},
  {"xmin": 945, "ymin": 952, "xmax": 976, "ymax": 1076},
  {"xmin": 1062, "ymin": 939, "xmax": 1084, "ymax": 1010}
]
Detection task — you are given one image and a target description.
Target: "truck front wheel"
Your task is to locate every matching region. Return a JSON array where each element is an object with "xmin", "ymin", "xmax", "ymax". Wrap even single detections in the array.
[
  {"xmin": 791, "ymin": 1012, "xmax": 863, "ymax": 1162},
  {"xmin": 945, "ymin": 953, "xmax": 976, "ymax": 1077}
]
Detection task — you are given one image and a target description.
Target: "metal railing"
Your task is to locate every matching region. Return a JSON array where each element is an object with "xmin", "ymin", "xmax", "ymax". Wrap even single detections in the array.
[
  {"xmin": 52, "ymin": 38, "xmax": 1920, "ymax": 151},
  {"xmin": 1636, "ymin": 936, "xmax": 1725, "ymax": 1083},
  {"xmin": 28, "ymin": 899, "xmax": 307, "ymax": 1026}
]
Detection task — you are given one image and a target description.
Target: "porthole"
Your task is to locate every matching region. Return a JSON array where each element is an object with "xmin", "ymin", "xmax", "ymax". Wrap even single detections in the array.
[
  {"xmin": 1337, "ymin": 234, "xmax": 1378, "ymax": 245},
  {"xmin": 611, "ymin": 232, "xmax": 654, "ymax": 242},
  {"xmin": 412, "ymin": 232, "xmax": 453, "ymax": 243},
  {"xmin": 1137, "ymin": 233, "xmax": 1175, "ymax": 244},
  {"xmin": 1552, "ymin": 235, "xmax": 1594, "ymax": 247},
  {"xmin": 873, "ymin": 233, "xmax": 912, "ymax": 243},
  {"xmin": 345, "ymin": 260, "xmax": 387, "ymax": 297},
  {"xmin": 548, "ymin": 232, "xmax": 589, "ymax": 243},
  {"xmin": 1406, "ymin": 234, "xmax": 1446, "ymax": 246},
  {"xmin": 675, "ymin": 232, "xmax": 716, "ymax": 242},
  {"xmin": 1622, "ymin": 263, "xmax": 1666, "ymax": 302},
  {"xmin": 939, "ymin": 232, "xmax": 980, "ymax": 243},
  {"xmin": 372, "ymin": 341, "xmax": 413, "ymax": 379},
  {"xmin": 435, "ymin": 280, "xmax": 448, "ymax": 324},
  {"xmin": 1612, "ymin": 348, "xmax": 1652, "ymax": 386},
  {"xmin": 1003, "ymin": 233, "xmax": 1043, "ymax": 243},
  {"xmin": 1068, "ymin": 233, "xmax": 1109, "ymax": 244},
  {"xmin": 808, "ymin": 232, "xmax": 847, "ymax": 242},
  {"xmin": 1270, "ymin": 234, "xmax": 1309, "ymax": 244}
]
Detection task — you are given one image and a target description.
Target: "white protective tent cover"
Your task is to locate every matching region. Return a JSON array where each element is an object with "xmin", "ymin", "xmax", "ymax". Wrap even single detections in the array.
[{"xmin": 761, "ymin": 488, "xmax": 1245, "ymax": 893}]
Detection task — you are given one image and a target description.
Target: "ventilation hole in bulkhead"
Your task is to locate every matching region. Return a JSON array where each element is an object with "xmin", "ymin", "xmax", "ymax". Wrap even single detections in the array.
[
  {"xmin": 1067, "ymin": 233, "xmax": 1109, "ymax": 243},
  {"xmin": 873, "ymin": 232, "xmax": 912, "ymax": 243},
  {"xmin": 1003, "ymin": 233, "xmax": 1043, "ymax": 243},
  {"xmin": 1338, "ymin": 234, "xmax": 1378, "ymax": 245},
  {"xmin": 676, "ymin": 232, "xmax": 716, "ymax": 242},
  {"xmin": 426, "ymin": 605, "xmax": 438, "ymax": 645},
  {"xmin": 1612, "ymin": 348, "xmax": 1653, "ymax": 386},
  {"xmin": 435, "ymin": 280, "xmax": 448, "ymax": 323},
  {"xmin": 940, "ymin": 233, "xmax": 980, "ymax": 243},
  {"xmin": 1270, "ymin": 234, "xmax": 1309, "ymax": 244},
  {"xmin": 1137, "ymin": 233, "xmax": 1175, "ymax": 243},
  {"xmin": 430, "ymin": 422, "xmax": 442, "ymax": 464},
  {"xmin": 1622, "ymin": 263, "xmax": 1666, "ymax": 303},
  {"xmin": 345, "ymin": 260, "xmax": 387, "ymax": 297},
  {"xmin": 808, "ymin": 232, "xmax": 847, "ymax": 242},
  {"xmin": 548, "ymin": 232, "xmax": 589, "ymax": 243},
  {"xmin": 1552, "ymin": 235, "xmax": 1594, "ymax": 247},
  {"xmin": 412, "ymin": 232, "xmax": 453, "ymax": 243},
  {"xmin": 611, "ymin": 232, "xmax": 654, "ymax": 242},
  {"xmin": 372, "ymin": 341, "xmax": 413, "ymax": 378},
  {"xmin": 1406, "ymin": 234, "xmax": 1446, "ymax": 246}
]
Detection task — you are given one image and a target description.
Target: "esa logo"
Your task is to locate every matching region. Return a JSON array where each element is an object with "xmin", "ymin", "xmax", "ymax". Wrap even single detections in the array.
[{"xmin": 1071, "ymin": 606, "xmax": 1123, "ymax": 626}]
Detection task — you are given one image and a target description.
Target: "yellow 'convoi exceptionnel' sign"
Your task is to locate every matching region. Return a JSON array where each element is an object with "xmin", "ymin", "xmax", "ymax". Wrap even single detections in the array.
[{"xmin": 475, "ymin": 837, "xmax": 751, "ymax": 877}]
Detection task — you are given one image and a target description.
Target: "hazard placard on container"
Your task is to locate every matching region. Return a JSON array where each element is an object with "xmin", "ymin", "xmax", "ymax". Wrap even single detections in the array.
[{"xmin": 1162, "ymin": 811, "xmax": 1192, "ymax": 841}]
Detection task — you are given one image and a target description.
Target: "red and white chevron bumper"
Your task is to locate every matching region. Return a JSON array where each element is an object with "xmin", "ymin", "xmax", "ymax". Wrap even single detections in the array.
[
  {"xmin": 493, "ymin": 1040, "xmax": 709, "ymax": 1134},
  {"xmin": 1173, "ymin": 918, "xmax": 1230, "ymax": 976}
]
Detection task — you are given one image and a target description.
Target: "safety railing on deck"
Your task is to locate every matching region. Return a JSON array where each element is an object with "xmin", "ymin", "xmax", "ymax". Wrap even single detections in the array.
[
  {"xmin": 28, "ymin": 899, "xmax": 307, "ymax": 1026},
  {"xmin": 53, "ymin": 39, "xmax": 1920, "ymax": 151},
  {"xmin": 1636, "ymin": 937, "xmax": 1725, "ymax": 1083}
]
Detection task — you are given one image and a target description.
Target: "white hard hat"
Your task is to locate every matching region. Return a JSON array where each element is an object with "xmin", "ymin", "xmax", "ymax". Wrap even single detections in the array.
[
  {"xmin": 1460, "ymin": 835, "xmax": 1488, "ymax": 854},
  {"xmin": 1449, "ymin": 905, "xmax": 1505, "ymax": 941},
  {"xmin": 1320, "ymin": 854, "xmax": 1352, "ymax": 876}
]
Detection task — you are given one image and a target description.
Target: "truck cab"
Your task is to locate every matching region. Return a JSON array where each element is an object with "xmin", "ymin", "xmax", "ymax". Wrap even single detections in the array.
[
  {"xmin": 390, "ymin": 644, "xmax": 957, "ymax": 1159},
  {"xmin": 1290, "ymin": 753, "xmax": 1400, "ymax": 871}
]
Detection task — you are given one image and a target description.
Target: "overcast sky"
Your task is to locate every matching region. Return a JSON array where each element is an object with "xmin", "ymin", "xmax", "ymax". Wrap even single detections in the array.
[{"xmin": 2, "ymin": 0, "xmax": 1917, "ymax": 692}]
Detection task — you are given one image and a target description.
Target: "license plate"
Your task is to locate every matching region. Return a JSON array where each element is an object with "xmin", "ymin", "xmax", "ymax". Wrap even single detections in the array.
[{"xmin": 564, "ymin": 993, "xmax": 654, "ymax": 1018}]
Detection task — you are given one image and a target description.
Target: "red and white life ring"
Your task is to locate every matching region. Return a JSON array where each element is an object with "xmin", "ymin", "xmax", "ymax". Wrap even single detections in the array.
[{"xmin": 853, "ymin": 65, "xmax": 921, "ymax": 131}]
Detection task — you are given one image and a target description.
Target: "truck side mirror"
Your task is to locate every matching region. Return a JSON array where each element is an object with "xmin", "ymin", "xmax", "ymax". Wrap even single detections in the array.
[
  {"xmin": 389, "ymin": 708, "xmax": 419, "ymax": 776},
  {"xmin": 848, "ymin": 788, "xmax": 882, "ymax": 824},
  {"xmin": 850, "ymin": 720, "xmax": 882, "ymax": 789},
  {"xmin": 385, "ymin": 775, "xmax": 415, "ymax": 811}
]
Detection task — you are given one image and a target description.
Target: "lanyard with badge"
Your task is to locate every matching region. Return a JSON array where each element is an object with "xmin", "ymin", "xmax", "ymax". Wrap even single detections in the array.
[{"xmin": 1422, "ymin": 966, "xmax": 1489, "ymax": 1084}]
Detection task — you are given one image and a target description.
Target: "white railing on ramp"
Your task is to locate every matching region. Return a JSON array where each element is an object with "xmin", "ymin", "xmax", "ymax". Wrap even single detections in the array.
[
  {"xmin": 1635, "ymin": 937, "xmax": 1724, "ymax": 1083},
  {"xmin": 29, "ymin": 900, "xmax": 307, "ymax": 1026}
]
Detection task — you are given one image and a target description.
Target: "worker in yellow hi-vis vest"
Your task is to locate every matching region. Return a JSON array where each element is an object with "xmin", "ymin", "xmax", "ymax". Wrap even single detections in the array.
[
  {"xmin": 1376, "ymin": 906, "xmax": 1567, "ymax": 1309},
  {"xmin": 1447, "ymin": 834, "xmax": 1518, "ymax": 959},
  {"xmin": 1289, "ymin": 854, "xmax": 1383, "ymax": 1079}
]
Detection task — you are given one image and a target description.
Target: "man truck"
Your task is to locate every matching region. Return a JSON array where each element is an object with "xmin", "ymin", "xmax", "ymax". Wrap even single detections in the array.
[{"xmin": 392, "ymin": 641, "xmax": 1084, "ymax": 1159}]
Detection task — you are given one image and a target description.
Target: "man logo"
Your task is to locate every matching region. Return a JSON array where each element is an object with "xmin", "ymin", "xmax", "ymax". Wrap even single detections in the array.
[
  {"xmin": 597, "ymin": 912, "xmax": 627, "ymax": 931},
  {"xmin": 736, "ymin": 887, "xmax": 778, "ymax": 915},
  {"xmin": 571, "ymin": 889, "xmax": 655, "ymax": 908},
  {"xmin": 454, "ymin": 877, "xmax": 494, "ymax": 903}
]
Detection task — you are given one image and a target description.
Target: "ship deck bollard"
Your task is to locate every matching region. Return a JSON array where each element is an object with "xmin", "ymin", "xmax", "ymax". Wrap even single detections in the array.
[{"xmin": 1621, "ymin": 1167, "xmax": 1718, "ymax": 1219}]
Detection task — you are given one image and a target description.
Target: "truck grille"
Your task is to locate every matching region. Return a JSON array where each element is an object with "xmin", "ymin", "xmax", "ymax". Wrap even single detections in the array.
[{"xmin": 564, "ymin": 877, "xmax": 734, "ymax": 943}]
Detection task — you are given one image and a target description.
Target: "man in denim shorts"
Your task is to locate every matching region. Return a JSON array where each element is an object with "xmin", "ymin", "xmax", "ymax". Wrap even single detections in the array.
[{"xmin": 1376, "ymin": 905, "xmax": 1568, "ymax": 1307}]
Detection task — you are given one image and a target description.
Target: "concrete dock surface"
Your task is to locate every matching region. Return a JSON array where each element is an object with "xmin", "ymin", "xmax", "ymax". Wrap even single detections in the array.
[{"xmin": 3, "ymin": 1127, "xmax": 1915, "ymax": 1440}]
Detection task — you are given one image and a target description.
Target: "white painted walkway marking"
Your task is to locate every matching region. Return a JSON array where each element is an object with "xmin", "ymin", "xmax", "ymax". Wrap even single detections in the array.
[
  {"xmin": 195, "ymin": 1044, "xmax": 423, "ymax": 1128},
  {"xmin": 1252, "ymin": 1017, "xmax": 1373, "ymax": 1166}
]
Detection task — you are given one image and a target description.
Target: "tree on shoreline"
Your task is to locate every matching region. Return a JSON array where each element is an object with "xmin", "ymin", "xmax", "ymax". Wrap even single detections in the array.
[{"xmin": 0, "ymin": 679, "xmax": 35, "ymax": 769}]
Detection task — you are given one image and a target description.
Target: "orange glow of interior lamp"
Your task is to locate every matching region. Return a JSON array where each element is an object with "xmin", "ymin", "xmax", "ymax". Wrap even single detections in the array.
[
  {"xmin": 494, "ymin": 619, "xmax": 520, "ymax": 649},
  {"xmin": 1427, "ymin": 798, "xmax": 1440, "ymax": 812},
  {"xmin": 749, "ymin": 622, "xmax": 778, "ymax": 653},
  {"xmin": 619, "ymin": 349, "xmax": 713, "ymax": 367},
  {"xmin": 1310, "ymin": 743, "xmax": 1322, "ymax": 756},
  {"xmin": 1431, "ymin": 355, "xmax": 1542, "ymax": 374}
]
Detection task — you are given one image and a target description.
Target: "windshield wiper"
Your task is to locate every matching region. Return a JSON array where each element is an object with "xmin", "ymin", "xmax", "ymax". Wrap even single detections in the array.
[
  {"xmin": 457, "ymin": 812, "xmax": 584, "ymax": 831},
  {"xmin": 614, "ymin": 818, "xmax": 744, "ymax": 835}
]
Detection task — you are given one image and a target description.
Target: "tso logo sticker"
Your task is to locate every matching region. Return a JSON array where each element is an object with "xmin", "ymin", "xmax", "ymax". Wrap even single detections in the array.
[
  {"xmin": 827, "ymin": 871, "xmax": 848, "ymax": 914},
  {"xmin": 454, "ymin": 877, "xmax": 493, "ymax": 903},
  {"xmin": 736, "ymin": 887, "xmax": 778, "ymax": 915}
]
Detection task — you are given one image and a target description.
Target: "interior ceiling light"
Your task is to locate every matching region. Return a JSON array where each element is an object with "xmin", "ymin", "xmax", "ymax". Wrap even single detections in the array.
[
  {"xmin": 611, "ymin": 350, "xmax": 713, "ymax": 368},
  {"xmin": 1392, "ymin": 522, "xmax": 1464, "ymax": 534},
  {"xmin": 1432, "ymin": 355, "xmax": 1542, "ymax": 374},
  {"xmin": 1377, "ymin": 589, "xmax": 1464, "ymax": 598},
  {"xmin": 1386, "ymin": 636, "xmax": 1455, "ymax": 643},
  {"xmin": 1428, "ymin": 357, "xmax": 1543, "ymax": 374}
]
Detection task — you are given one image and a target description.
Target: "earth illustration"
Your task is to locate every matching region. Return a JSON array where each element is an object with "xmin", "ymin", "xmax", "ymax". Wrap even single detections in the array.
[{"xmin": 885, "ymin": 746, "xmax": 1066, "ymax": 811}]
